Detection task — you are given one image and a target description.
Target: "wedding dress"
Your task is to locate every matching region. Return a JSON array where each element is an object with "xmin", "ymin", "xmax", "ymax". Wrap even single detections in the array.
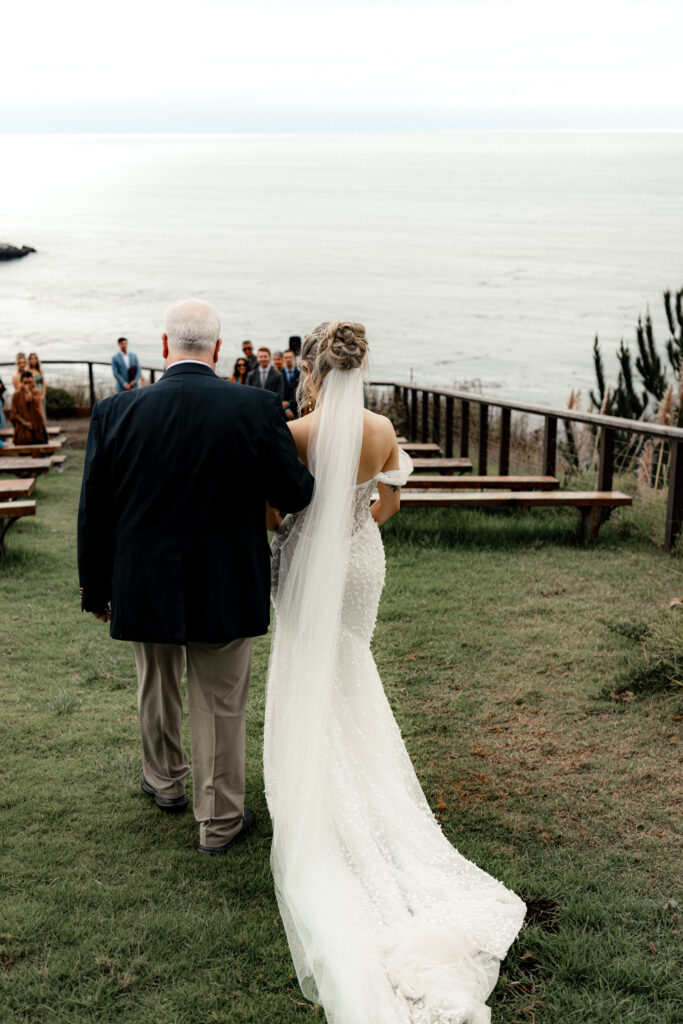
[{"xmin": 264, "ymin": 368, "xmax": 525, "ymax": 1024}]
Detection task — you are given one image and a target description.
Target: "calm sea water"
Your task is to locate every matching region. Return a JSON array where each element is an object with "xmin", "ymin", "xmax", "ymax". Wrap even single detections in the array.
[{"xmin": 1, "ymin": 132, "xmax": 681, "ymax": 406}]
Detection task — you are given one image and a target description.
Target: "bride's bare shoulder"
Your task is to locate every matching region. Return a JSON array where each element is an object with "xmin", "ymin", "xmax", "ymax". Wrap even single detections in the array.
[{"xmin": 362, "ymin": 408, "xmax": 395, "ymax": 437}]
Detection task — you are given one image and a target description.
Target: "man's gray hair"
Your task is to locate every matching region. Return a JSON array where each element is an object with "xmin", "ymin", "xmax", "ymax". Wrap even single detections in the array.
[{"xmin": 165, "ymin": 298, "xmax": 221, "ymax": 354}]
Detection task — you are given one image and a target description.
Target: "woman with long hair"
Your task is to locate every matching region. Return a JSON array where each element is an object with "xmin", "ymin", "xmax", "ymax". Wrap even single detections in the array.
[
  {"xmin": 28, "ymin": 353, "xmax": 46, "ymax": 406},
  {"xmin": 229, "ymin": 357, "xmax": 250, "ymax": 384}
]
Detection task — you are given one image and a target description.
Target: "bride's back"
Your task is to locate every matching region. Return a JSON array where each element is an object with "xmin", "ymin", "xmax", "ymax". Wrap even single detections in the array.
[{"xmin": 289, "ymin": 407, "xmax": 399, "ymax": 484}]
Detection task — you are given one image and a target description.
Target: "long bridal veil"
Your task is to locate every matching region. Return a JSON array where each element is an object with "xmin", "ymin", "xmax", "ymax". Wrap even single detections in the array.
[{"xmin": 265, "ymin": 368, "xmax": 526, "ymax": 1024}]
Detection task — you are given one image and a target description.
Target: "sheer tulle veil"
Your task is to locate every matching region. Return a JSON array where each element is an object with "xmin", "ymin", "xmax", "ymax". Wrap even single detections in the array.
[{"xmin": 264, "ymin": 367, "xmax": 366, "ymax": 998}]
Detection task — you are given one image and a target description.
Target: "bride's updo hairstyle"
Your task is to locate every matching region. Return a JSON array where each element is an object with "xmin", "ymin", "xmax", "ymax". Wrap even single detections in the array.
[{"xmin": 297, "ymin": 321, "xmax": 368, "ymax": 411}]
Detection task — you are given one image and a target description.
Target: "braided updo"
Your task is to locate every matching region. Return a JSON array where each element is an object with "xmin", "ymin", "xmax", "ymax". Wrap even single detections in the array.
[{"xmin": 296, "ymin": 321, "xmax": 368, "ymax": 411}]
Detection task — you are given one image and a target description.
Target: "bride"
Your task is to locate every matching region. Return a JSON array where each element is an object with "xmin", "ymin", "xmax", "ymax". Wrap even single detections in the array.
[{"xmin": 264, "ymin": 322, "xmax": 526, "ymax": 1024}]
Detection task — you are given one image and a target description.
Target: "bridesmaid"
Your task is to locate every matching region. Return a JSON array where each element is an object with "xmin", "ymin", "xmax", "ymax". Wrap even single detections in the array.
[
  {"xmin": 28, "ymin": 353, "xmax": 46, "ymax": 407},
  {"xmin": 12, "ymin": 352, "xmax": 27, "ymax": 391}
]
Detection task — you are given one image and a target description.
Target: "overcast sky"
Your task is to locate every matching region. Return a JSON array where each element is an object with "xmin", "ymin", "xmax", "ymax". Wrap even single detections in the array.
[{"xmin": 3, "ymin": 0, "xmax": 682, "ymax": 132}]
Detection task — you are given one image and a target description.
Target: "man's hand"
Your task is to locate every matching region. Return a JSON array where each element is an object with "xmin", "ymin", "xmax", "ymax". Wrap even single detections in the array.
[
  {"xmin": 124, "ymin": 382, "xmax": 132, "ymax": 391},
  {"xmin": 90, "ymin": 608, "xmax": 112, "ymax": 623}
]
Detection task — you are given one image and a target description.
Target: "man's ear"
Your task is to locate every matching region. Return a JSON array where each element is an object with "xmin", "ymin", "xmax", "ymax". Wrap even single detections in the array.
[
  {"xmin": 161, "ymin": 333, "xmax": 169, "ymax": 360},
  {"xmin": 213, "ymin": 338, "xmax": 222, "ymax": 365}
]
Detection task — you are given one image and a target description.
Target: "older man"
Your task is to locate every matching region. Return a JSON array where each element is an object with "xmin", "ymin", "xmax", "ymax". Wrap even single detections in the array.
[{"xmin": 78, "ymin": 299, "xmax": 314, "ymax": 854}]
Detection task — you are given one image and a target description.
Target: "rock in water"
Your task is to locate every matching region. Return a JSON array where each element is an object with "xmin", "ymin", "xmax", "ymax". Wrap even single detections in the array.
[{"xmin": 0, "ymin": 243, "xmax": 37, "ymax": 261}]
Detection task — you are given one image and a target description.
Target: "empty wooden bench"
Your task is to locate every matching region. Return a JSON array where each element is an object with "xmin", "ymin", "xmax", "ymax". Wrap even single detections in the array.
[
  {"xmin": 396, "ymin": 490, "xmax": 632, "ymax": 541},
  {"xmin": 0, "ymin": 439, "xmax": 64, "ymax": 457},
  {"xmin": 399, "ymin": 443, "xmax": 442, "ymax": 457},
  {"xmin": 0, "ymin": 478, "xmax": 36, "ymax": 501},
  {"xmin": 0, "ymin": 500, "xmax": 36, "ymax": 557},
  {"xmin": 410, "ymin": 458, "xmax": 472, "ymax": 475},
  {"xmin": 0, "ymin": 457, "xmax": 53, "ymax": 479},
  {"xmin": 404, "ymin": 475, "xmax": 559, "ymax": 491}
]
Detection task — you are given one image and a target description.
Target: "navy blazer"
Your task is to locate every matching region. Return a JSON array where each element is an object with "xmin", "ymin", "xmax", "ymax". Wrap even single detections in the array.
[
  {"xmin": 246, "ymin": 365, "xmax": 284, "ymax": 398},
  {"xmin": 112, "ymin": 351, "xmax": 141, "ymax": 392},
  {"xmin": 78, "ymin": 362, "xmax": 314, "ymax": 644}
]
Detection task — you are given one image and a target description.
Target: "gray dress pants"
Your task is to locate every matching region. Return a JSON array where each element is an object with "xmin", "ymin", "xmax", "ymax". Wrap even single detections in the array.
[{"xmin": 132, "ymin": 638, "xmax": 252, "ymax": 848}]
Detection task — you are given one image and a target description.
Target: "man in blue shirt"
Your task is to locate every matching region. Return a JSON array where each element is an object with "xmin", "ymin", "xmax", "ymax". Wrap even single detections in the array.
[{"xmin": 112, "ymin": 337, "xmax": 141, "ymax": 392}]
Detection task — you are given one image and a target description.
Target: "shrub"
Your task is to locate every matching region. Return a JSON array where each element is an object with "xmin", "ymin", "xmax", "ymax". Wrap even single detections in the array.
[{"xmin": 45, "ymin": 386, "xmax": 77, "ymax": 419}]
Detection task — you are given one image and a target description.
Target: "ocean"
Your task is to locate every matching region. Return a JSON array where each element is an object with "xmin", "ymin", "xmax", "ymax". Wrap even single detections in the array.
[{"xmin": 1, "ymin": 131, "xmax": 681, "ymax": 406}]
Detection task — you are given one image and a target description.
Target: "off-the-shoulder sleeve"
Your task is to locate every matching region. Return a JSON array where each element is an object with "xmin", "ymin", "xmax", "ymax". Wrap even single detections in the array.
[{"xmin": 376, "ymin": 447, "xmax": 414, "ymax": 487}]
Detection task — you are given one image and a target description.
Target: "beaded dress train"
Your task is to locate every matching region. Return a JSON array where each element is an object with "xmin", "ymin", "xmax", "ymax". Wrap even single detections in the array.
[{"xmin": 264, "ymin": 370, "xmax": 525, "ymax": 1024}]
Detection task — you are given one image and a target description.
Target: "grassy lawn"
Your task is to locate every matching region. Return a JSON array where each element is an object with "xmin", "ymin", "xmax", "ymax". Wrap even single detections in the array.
[{"xmin": 1, "ymin": 450, "xmax": 681, "ymax": 1023}]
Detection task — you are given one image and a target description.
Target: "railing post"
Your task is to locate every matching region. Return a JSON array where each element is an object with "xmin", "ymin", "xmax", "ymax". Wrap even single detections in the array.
[
  {"xmin": 410, "ymin": 389, "xmax": 418, "ymax": 440},
  {"xmin": 479, "ymin": 403, "xmax": 489, "ymax": 476},
  {"xmin": 445, "ymin": 396, "xmax": 454, "ymax": 458},
  {"xmin": 665, "ymin": 438, "xmax": 683, "ymax": 552},
  {"xmin": 499, "ymin": 407, "xmax": 511, "ymax": 476},
  {"xmin": 150, "ymin": 369, "xmax": 156, "ymax": 383},
  {"xmin": 421, "ymin": 391, "xmax": 429, "ymax": 443},
  {"xmin": 460, "ymin": 400, "xmax": 470, "ymax": 458},
  {"xmin": 88, "ymin": 362, "xmax": 96, "ymax": 409},
  {"xmin": 543, "ymin": 415, "xmax": 557, "ymax": 478},
  {"xmin": 598, "ymin": 427, "xmax": 615, "ymax": 491},
  {"xmin": 432, "ymin": 393, "xmax": 441, "ymax": 448}
]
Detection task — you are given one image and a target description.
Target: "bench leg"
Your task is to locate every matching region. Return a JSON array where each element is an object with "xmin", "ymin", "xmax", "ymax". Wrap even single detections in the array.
[
  {"xmin": 0, "ymin": 516, "xmax": 18, "ymax": 559},
  {"xmin": 579, "ymin": 506, "xmax": 608, "ymax": 542}
]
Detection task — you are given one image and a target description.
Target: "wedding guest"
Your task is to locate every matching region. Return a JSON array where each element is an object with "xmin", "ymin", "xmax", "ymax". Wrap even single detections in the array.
[
  {"xmin": 9, "ymin": 371, "xmax": 48, "ymax": 444},
  {"xmin": 230, "ymin": 358, "xmax": 250, "ymax": 384},
  {"xmin": 28, "ymin": 353, "xmax": 46, "ymax": 405},
  {"xmin": 0, "ymin": 375, "xmax": 6, "ymax": 429},
  {"xmin": 247, "ymin": 347, "xmax": 284, "ymax": 398},
  {"xmin": 273, "ymin": 350, "xmax": 284, "ymax": 372},
  {"xmin": 12, "ymin": 352, "xmax": 27, "ymax": 391},
  {"xmin": 112, "ymin": 337, "xmax": 141, "ymax": 392},
  {"xmin": 281, "ymin": 348, "xmax": 300, "ymax": 420},
  {"xmin": 241, "ymin": 340, "xmax": 258, "ymax": 370}
]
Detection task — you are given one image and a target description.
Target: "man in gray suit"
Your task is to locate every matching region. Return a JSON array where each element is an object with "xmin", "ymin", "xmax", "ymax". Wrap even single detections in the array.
[{"xmin": 246, "ymin": 346, "xmax": 283, "ymax": 398}]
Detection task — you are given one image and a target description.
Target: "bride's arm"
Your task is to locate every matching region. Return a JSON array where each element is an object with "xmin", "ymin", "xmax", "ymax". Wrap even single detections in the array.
[{"xmin": 370, "ymin": 423, "xmax": 401, "ymax": 525}]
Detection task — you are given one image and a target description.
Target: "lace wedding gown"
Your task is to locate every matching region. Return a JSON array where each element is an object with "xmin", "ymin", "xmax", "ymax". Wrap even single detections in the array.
[{"xmin": 264, "ymin": 370, "xmax": 525, "ymax": 1024}]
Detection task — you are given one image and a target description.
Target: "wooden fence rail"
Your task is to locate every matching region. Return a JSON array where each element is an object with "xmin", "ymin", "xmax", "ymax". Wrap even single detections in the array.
[{"xmin": 370, "ymin": 379, "xmax": 683, "ymax": 553}]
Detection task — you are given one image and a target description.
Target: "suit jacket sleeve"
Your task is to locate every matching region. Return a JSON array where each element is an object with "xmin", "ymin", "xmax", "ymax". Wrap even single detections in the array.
[
  {"xmin": 265, "ymin": 399, "xmax": 314, "ymax": 515},
  {"xmin": 272, "ymin": 369, "xmax": 284, "ymax": 399},
  {"xmin": 77, "ymin": 403, "xmax": 115, "ymax": 612},
  {"xmin": 111, "ymin": 354, "xmax": 127, "ymax": 390}
]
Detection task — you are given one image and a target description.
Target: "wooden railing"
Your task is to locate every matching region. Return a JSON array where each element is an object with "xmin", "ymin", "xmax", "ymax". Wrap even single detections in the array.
[
  {"xmin": 370, "ymin": 380, "xmax": 683, "ymax": 552},
  {"xmin": 0, "ymin": 359, "xmax": 165, "ymax": 407}
]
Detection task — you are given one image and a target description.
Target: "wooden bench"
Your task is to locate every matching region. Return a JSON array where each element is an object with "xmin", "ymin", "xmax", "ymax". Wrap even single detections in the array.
[
  {"xmin": 395, "ymin": 490, "xmax": 632, "ymax": 540},
  {"xmin": 0, "ymin": 439, "xmax": 64, "ymax": 457},
  {"xmin": 399, "ymin": 443, "xmax": 442, "ymax": 457},
  {"xmin": 0, "ymin": 478, "xmax": 35, "ymax": 501},
  {"xmin": 0, "ymin": 500, "xmax": 36, "ymax": 557},
  {"xmin": 50, "ymin": 454, "xmax": 67, "ymax": 471},
  {"xmin": 0, "ymin": 457, "xmax": 53, "ymax": 479},
  {"xmin": 0, "ymin": 425, "xmax": 62, "ymax": 439},
  {"xmin": 410, "ymin": 458, "xmax": 472, "ymax": 475},
  {"xmin": 404, "ymin": 475, "xmax": 560, "ymax": 491}
]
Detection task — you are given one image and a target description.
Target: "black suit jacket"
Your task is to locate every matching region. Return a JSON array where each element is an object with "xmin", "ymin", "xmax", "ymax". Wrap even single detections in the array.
[
  {"xmin": 77, "ymin": 362, "xmax": 314, "ymax": 644},
  {"xmin": 281, "ymin": 366, "xmax": 300, "ymax": 417},
  {"xmin": 247, "ymin": 365, "xmax": 284, "ymax": 398}
]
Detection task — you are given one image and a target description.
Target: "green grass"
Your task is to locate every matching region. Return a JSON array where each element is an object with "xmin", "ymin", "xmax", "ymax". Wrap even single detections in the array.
[{"xmin": 1, "ymin": 453, "xmax": 681, "ymax": 1023}]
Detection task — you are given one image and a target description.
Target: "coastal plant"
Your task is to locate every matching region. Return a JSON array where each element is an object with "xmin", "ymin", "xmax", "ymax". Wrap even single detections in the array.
[
  {"xmin": 45, "ymin": 385, "xmax": 77, "ymax": 419},
  {"xmin": 664, "ymin": 287, "xmax": 683, "ymax": 380}
]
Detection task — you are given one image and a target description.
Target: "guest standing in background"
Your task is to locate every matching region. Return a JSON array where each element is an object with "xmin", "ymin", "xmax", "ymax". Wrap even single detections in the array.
[
  {"xmin": 246, "ymin": 347, "xmax": 283, "ymax": 398},
  {"xmin": 12, "ymin": 353, "xmax": 27, "ymax": 391},
  {"xmin": 272, "ymin": 350, "xmax": 284, "ymax": 372},
  {"xmin": 9, "ymin": 371, "xmax": 47, "ymax": 444},
  {"xmin": 28, "ymin": 353, "xmax": 46, "ymax": 407},
  {"xmin": 230, "ymin": 358, "xmax": 250, "ymax": 384},
  {"xmin": 281, "ymin": 348, "xmax": 300, "ymax": 420},
  {"xmin": 241, "ymin": 340, "xmax": 258, "ymax": 370},
  {"xmin": 112, "ymin": 337, "xmax": 141, "ymax": 392}
]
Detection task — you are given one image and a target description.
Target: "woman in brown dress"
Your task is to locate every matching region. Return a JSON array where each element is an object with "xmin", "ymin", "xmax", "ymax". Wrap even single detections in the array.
[{"xmin": 9, "ymin": 371, "xmax": 47, "ymax": 445}]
